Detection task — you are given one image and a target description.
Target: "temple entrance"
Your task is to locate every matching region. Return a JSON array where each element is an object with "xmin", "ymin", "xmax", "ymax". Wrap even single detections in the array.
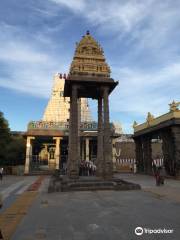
[
  {"xmin": 25, "ymin": 134, "xmax": 99, "ymax": 174},
  {"xmin": 29, "ymin": 137, "xmax": 56, "ymax": 172}
]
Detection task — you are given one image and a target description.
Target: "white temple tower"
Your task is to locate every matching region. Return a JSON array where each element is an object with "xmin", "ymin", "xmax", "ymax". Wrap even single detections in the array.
[{"xmin": 43, "ymin": 73, "xmax": 92, "ymax": 122}]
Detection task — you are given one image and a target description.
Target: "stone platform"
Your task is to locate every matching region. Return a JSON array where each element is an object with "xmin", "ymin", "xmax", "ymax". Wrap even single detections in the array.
[{"xmin": 48, "ymin": 176, "xmax": 141, "ymax": 192}]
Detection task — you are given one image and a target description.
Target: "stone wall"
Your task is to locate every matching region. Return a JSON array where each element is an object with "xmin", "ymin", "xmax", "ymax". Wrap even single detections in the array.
[
  {"xmin": 114, "ymin": 141, "xmax": 162, "ymax": 159},
  {"xmin": 113, "ymin": 139, "xmax": 163, "ymax": 172}
]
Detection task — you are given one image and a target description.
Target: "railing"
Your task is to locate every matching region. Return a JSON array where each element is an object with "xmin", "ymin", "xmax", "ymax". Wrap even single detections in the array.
[
  {"xmin": 152, "ymin": 159, "xmax": 164, "ymax": 167},
  {"xmin": 31, "ymin": 155, "xmax": 48, "ymax": 165},
  {"xmin": 116, "ymin": 158, "xmax": 136, "ymax": 165},
  {"xmin": 115, "ymin": 158, "xmax": 164, "ymax": 168},
  {"xmin": 30, "ymin": 155, "xmax": 49, "ymax": 171}
]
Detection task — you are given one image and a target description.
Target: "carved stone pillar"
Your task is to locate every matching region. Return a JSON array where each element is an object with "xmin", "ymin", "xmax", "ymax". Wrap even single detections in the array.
[
  {"xmin": 96, "ymin": 97, "xmax": 104, "ymax": 177},
  {"xmin": 171, "ymin": 126, "xmax": 180, "ymax": 176},
  {"xmin": 81, "ymin": 139, "xmax": 85, "ymax": 161},
  {"xmin": 53, "ymin": 137, "xmax": 62, "ymax": 170},
  {"xmin": 67, "ymin": 85, "xmax": 79, "ymax": 179},
  {"xmin": 134, "ymin": 138, "xmax": 143, "ymax": 173},
  {"xmin": 103, "ymin": 86, "xmax": 113, "ymax": 179},
  {"xmin": 77, "ymin": 98, "xmax": 81, "ymax": 163},
  {"xmin": 142, "ymin": 136, "xmax": 152, "ymax": 174},
  {"xmin": 85, "ymin": 138, "xmax": 90, "ymax": 161},
  {"xmin": 24, "ymin": 136, "xmax": 35, "ymax": 174},
  {"xmin": 161, "ymin": 129, "xmax": 174, "ymax": 175}
]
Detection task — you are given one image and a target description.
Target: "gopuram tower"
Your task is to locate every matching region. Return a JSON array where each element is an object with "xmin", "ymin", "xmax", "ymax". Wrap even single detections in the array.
[
  {"xmin": 64, "ymin": 31, "xmax": 118, "ymax": 179},
  {"xmin": 43, "ymin": 73, "xmax": 92, "ymax": 122}
]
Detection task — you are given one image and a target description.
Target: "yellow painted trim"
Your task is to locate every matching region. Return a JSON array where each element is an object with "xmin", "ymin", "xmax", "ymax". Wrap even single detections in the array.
[{"xmin": 134, "ymin": 111, "xmax": 180, "ymax": 133}]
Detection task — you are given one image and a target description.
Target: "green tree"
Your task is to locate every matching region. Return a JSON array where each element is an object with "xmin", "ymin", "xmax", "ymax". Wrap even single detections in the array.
[
  {"xmin": 0, "ymin": 111, "xmax": 11, "ymax": 165},
  {"xmin": 6, "ymin": 135, "xmax": 26, "ymax": 166},
  {"xmin": 0, "ymin": 112, "xmax": 26, "ymax": 167}
]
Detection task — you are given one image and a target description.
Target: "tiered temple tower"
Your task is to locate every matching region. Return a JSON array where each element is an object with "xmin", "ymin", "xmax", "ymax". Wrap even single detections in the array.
[
  {"xmin": 43, "ymin": 73, "xmax": 92, "ymax": 122},
  {"xmin": 69, "ymin": 32, "xmax": 110, "ymax": 77}
]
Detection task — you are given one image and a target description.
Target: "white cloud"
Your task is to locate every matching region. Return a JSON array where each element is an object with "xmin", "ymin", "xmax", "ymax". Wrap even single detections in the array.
[
  {"xmin": 48, "ymin": 0, "xmax": 180, "ymax": 60},
  {"xmin": 0, "ymin": 41, "xmax": 49, "ymax": 63},
  {"xmin": 0, "ymin": 23, "xmax": 68, "ymax": 98},
  {"xmin": 110, "ymin": 62, "xmax": 180, "ymax": 118},
  {"xmin": 108, "ymin": 62, "xmax": 180, "ymax": 133},
  {"xmin": 49, "ymin": 0, "xmax": 152, "ymax": 32},
  {"xmin": 50, "ymin": 0, "xmax": 85, "ymax": 12},
  {"xmin": 1, "ymin": 0, "xmax": 180, "ymax": 133}
]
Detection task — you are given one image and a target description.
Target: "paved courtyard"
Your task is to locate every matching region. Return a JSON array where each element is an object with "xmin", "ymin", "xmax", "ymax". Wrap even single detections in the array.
[
  {"xmin": 0, "ymin": 175, "xmax": 38, "ymax": 213},
  {"xmin": 7, "ymin": 174, "xmax": 180, "ymax": 240}
]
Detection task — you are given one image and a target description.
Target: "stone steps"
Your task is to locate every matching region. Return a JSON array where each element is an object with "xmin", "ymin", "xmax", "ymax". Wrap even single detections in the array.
[
  {"xmin": 48, "ymin": 176, "xmax": 141, "ymax": 192},
  {"xmin": 62, "ymin": 185, "xmax": 115, "ymax": 191},
  {"xmin": 61, "ymin": 181, "xmax": 116, "ymax": 191},
  {"xmin": 26, "ymin": 170, "xmax": 54, "ymax": 176}
]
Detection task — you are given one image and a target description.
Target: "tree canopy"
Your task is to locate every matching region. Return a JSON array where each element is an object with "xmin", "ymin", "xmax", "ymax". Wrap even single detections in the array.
[
  {"xmin": 0, "ymin": 111, "xmax": 25, "ymax": 166},
  {"xmin": 0, "ymin": 111, "xmax": 11, "ymax": 165}
]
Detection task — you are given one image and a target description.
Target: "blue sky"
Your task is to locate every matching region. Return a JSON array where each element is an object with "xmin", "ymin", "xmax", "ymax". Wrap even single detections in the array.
[{"xmin": 1, "ymin": 0, "xmax": 180, "ymax": 133}]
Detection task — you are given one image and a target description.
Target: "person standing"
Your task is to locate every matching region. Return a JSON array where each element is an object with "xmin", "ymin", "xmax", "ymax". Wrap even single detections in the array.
[
  {"xmin": 0, "ymin": 167, "xmax": 3, "ymax": 181},
  {"xmin": 133, "ymin": 161, "xmax": 137, "ymax": 173},
  {"xmin": 159, "ymin": 166, "xmax": 166, "ymax": 185},
  {"xmin": 152, "ymin": 162, "xmax": 160, "ymax": 186},
  {"xmin": 152, "ymin": 162, "xmax": 157, "ymax": 176}
]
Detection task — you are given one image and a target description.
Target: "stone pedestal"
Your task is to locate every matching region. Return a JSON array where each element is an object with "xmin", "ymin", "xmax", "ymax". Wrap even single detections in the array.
[{"xmin": 24, "ymin": 136, "xmax": 35, "ymax": 174}]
